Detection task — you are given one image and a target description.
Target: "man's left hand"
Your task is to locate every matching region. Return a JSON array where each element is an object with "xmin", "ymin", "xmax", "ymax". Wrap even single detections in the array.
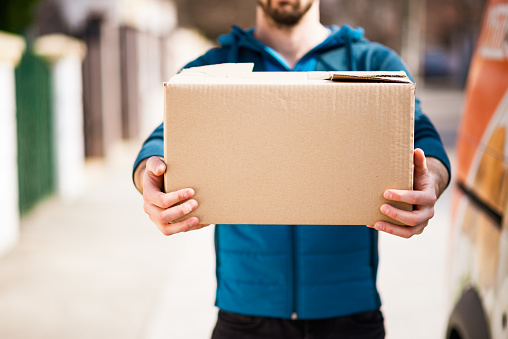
[{"xmin": 368, "ymin": 148, "xmax": 449, "ymax": 238}]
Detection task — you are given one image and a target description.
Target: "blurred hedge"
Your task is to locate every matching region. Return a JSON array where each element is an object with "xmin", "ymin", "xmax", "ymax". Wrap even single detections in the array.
[{"xmin": 0, "ymin": 0, "xmax": 41, "ymax": 34}]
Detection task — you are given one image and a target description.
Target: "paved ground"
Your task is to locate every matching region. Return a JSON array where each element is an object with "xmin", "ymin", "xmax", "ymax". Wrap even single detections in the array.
[
  {"xmin": 0, "ymin": 87, "xmax": 464, "ymax": 339},
  {"xmin": 378, "ymin": 87, "xmax": 464, "ymax": 339}
]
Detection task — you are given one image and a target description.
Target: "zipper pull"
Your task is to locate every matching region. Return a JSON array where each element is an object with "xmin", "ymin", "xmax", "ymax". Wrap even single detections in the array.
[{"xmin": 291, "ymin": 312, "xmax": 298, "ymax": 320}]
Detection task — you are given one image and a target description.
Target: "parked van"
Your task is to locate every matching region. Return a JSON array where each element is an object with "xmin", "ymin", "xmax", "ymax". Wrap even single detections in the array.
[{"xmin": 446, "ymin": 0, "xmax": 508, "ymax": 338}]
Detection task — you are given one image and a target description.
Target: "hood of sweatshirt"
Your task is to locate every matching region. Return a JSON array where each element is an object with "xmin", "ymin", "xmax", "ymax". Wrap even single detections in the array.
[{"xmin": 217, "ymin": 24, "xmax": 366, "ymax": 71}]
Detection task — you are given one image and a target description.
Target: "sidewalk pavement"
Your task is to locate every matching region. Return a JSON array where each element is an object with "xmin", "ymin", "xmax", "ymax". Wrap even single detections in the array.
[
  {"xmin": 0, "ymin": 142, "xmax": 218, "ymax": 339},
  {"xmin": 0, "ymin": 87, "xmax": 464, "ymax": 339}
]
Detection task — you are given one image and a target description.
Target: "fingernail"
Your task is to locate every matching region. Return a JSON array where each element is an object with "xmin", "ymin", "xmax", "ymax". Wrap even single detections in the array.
[
  {"xmin": 384, "ymin": 191, "xmax": 392, "ymax": 199},
  {"xmin": 183, "ymin": 191, "xmax": 189, "ymax": 199},
  {"xmin": 375, "ymin": 223, "xmax": 385, "ymax": 231},
  {"xmin": 381, "ymin": 205, "xmax": 389, "ymax": 214},
  {"xmin": 188, "ymin": 200, "xmax": 198, "ymax": 210},
  {"xmin": 189, "ymin": 218, "xmax": 198, "ymax": 228}
]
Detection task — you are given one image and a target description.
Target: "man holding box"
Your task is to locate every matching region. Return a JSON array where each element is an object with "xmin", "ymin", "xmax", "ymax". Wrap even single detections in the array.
[{"xmin": 133, "ymin": 0, "xmax": 450, "ymax": 338}]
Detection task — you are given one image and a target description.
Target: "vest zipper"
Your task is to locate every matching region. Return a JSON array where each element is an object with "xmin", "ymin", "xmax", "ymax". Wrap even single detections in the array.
[{"xmin": 291, "ymin": 225, "xmax": 298, "ymax": 320}]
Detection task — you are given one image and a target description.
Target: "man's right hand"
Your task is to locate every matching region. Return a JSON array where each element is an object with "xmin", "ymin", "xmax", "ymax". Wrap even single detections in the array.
[{"xmin": 134, "ymin": 156, "xmax": 209, "ymax": 236}]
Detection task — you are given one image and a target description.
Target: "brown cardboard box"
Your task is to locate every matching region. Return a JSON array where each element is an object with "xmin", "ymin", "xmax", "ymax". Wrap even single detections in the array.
[{"xmin": 164, "ymin": 63, "xmax": 414, "ymax": 225}]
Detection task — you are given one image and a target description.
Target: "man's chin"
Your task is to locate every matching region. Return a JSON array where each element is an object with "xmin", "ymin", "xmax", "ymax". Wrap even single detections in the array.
[
  {"xmin": 258, "ymin": 0, "xmax": 313, "ymax": 27},
  {"xmin": 272, "ymin": 14, "xmax": 301, "ymax": 27}
]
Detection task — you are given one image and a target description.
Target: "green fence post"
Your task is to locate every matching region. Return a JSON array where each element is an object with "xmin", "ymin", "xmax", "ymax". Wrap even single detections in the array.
[{"xmin": 15, "ymin": 41, "xmax": 55, "ymax": 215}]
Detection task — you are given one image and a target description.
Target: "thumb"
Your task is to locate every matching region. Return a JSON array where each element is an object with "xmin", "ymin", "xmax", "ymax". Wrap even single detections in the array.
[
  {"xmin": 414, "ymin": 148, "xmax": 427, "ymax": 174},
  {"xmin": 145, "ymin": 157, "xmax": 167, "ymax": 191},
  {"xmin": 146, "ymin": 156, "xmax": 166, "ymax": 177},
  {"xmin": 413, "ymin": 148, "xmax": 430, "ymax": 191}
]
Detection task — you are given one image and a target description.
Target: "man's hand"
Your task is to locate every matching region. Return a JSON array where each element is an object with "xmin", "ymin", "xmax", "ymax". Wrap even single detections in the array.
[
  {"xmin": 368, "ymin": 148, "xmax": 449, "ymax": 238},
  {"xmin": 134, "ymin": 156, "xmax": 209, "ymax": 236}
]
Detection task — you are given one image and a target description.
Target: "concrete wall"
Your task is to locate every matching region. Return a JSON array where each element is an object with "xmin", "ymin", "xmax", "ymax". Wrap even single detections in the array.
[
  {"xmin": 35, "ymin": 34, "xmax": 87, "ymax": 201},
  {"xmin": 0, "ymin": 32, "xmax": 25, "ymax": 257}
]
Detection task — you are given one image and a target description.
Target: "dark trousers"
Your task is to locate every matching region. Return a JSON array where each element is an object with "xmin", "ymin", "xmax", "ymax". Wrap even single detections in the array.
[{"xmin": 211, "ymin": 310, "xmax": 385, "ymax": 339}]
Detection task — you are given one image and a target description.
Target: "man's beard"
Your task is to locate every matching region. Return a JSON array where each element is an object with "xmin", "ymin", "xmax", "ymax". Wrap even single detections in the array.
[{"xmin": 257, "ymin": 0, "xmax": 313, "ymax": 27}]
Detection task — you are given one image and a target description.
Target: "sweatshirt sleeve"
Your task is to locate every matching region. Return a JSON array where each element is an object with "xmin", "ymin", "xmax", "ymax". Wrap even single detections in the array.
[
  {"xmin": 132, "ymin": 123, "xmax": 164, "ymax": 180},
  {"xmin": 374, "ymin": 46, "xmax": 451, "ymax": 186}
]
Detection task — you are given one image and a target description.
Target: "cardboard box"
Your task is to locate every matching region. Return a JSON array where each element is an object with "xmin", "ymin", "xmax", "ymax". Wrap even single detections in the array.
[{"xmin": 164, "ymin": 63, "xmax": 414, "ymax": 225}]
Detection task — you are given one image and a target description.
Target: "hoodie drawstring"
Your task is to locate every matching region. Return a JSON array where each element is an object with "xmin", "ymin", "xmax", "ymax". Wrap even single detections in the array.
[
  {"xmin": 344, "ymin": 29, "xmax": 357, "ymax": 72},
  {"xmin": 227, "ymin": 41, "xmax": 240, "ymax": 63}
]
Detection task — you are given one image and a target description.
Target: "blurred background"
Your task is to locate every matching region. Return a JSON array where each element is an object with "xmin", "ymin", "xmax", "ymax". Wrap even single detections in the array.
[{"xmin": 0, "ymin": 0, "xmax": 487, "ymax": 338}]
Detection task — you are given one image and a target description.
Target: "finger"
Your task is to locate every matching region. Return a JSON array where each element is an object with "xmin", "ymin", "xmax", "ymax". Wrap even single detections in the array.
[
  {"xmin": 380, "ymin": 203, "xmax": 434, "ymax": 226},
  {"xmin": 383, "ymin": 189, "xmax": 437, "ymax": 206},
  {"xmin": 414, "ymin": 148, "xmax": 427, "ymax": 174},
  {"xmin": 144, "ymin": 185, "xmax": 195, "ymax": 209},
  {"xmin": 160, "ymin": 188, "xmax": 196, "ymax": 209},
  {"xmin": 144, "ymin": 198, "xmax": 198, "ymax": 223},
  {"xmin": 158, "ymin": 217, "xmax": 200, "ymax": 236},
  {"xmin": 186, "ymin": 224, "xmax": 211, "ymax": 232},
  {"xmin": 161, "ymin": 199, "xmax": 199, "ymax": 222},
  {"xmin": 373, "ymin": 221, "xmax": 427, "ymax": 239}
]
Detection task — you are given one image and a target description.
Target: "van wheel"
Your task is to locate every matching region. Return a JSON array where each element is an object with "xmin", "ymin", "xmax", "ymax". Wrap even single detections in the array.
[{"xmin": 446, "ymin": 287, "xmax": 491, "ymax": 339}]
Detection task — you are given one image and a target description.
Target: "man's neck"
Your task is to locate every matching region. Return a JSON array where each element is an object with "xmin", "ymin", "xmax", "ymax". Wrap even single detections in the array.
[{"xmin": 253, "ymin": 4, "xmax": 329, "ymax": 69}]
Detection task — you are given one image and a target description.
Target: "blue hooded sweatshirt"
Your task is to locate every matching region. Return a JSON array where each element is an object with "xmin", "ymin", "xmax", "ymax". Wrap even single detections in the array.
[{"xmin": 133, "ymin": 25, "xmax": 451, "ymax": 320}]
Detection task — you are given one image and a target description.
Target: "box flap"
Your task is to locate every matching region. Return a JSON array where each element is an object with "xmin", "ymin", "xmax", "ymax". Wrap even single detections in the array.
[
  {"xmin": 178, "ymin": 63, "xmax": 255, "ymax": 78},
  {"xmin": 170, "ymin": 63, "xmax": 412, "ymax": 84},
  {"xmin": 330, "ymin": 71, "xmax": 412, "ymax": 83}
]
